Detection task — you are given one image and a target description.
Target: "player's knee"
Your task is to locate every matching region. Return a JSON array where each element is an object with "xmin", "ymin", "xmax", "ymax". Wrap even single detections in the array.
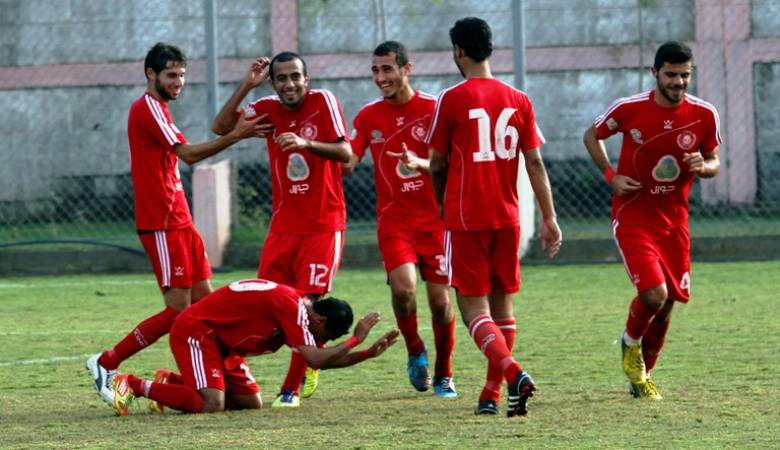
[
  {"xmin": 639, "ymin": 285, "xmax": 668, "ymax": 310},
  {"xmin": 164, "ymin": 288, "xmax": 192, "ymax": 311},
  {"xmin": 391, "ymin": 285, "xmax": 416, "ymax": 307},
  {"xmin": 201, "ymin": 396, "xmax": 226, "ymax": 413}
]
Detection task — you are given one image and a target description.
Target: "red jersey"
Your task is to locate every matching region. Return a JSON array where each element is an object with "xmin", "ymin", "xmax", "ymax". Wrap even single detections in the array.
[
  {"xmin": 178, "ymin": 279, "xmax": 316, "ymax": 357},
  {"xmin": 246, "ymin": 89, "xmax": 348, "ymax": 234},
  {"xmin": 351, "ymin": 91, "xmax": 443, "ymax": 231},
  {"xmin": 594, "ymin": 91, "xmax": 721, "ymax": 228},
  {"xmin": 127, "ymin": 92, "xmax": 191, "ymax": 230},
  {"xmin": 426, "ymin": 78, "xmax": 545, "ymax": 231}
]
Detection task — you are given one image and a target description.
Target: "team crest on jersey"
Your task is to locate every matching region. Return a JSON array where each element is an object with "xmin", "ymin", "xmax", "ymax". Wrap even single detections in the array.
[
  {"xmin": 652, "ymin": 155, "xmax": 680, "ymax": 182},
  {"xmin": 396, "ymin": 161, "xmax": 421, "ymax": 179},
  {"xmin": 606, "ymin": 118, "xmax": 618, "ymax": 131},
  {"xmin": 287, "ymin": 152, "xmax": 310, "ymax": 181},
  {"xmin": 630, "ymin": 129, "xmax": 643, "ymax": 144},
  {"xmin": 396, "ymin": 116, "xmax": 405, "ymax": 127},
  {"xmin": 300, "ymin": 122, "xmax": 317, "ymax": 140},
  {"xmin": 370, "ymin": 129, "xmax": 385, "ymax": 144},
  {"xmin": 677, "ymin": 130, "xmax": 696, "ymax": 150},
  {"xmin": 411, "ymin": 124, "xmax": 427, "ymax": 142}
]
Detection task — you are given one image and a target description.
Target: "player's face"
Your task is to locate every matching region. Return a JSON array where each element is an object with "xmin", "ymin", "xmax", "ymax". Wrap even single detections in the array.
[
  {"xmin": 452, "ymin": 45, "xmax": 466, "ymax": 78},
  {"xmin": 371, "ymin": 53, "xmax": 409, "ymax": 100},
  {"xmin": 653, "ymin": 61, "xmax": 692, "ymax": 106},
  {"xmin": 153, "ymin": 62, "xmax": 186, "ymax": 102},
  {"xmin": 271, "ymin": 59, "xmax": 309, "ymax": 109}
]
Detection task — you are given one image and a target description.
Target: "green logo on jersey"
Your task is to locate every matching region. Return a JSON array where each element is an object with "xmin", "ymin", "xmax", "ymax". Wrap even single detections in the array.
[
  {"xmin": 287, "ymin": 153, "xmax": 310, "ymax": 181},
  {"xmin": 652, "ymin": 155, "xmax": 680, "ymax": 182}
]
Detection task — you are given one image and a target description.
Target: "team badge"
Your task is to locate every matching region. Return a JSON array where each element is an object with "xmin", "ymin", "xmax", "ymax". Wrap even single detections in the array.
[
  {"xmin": 370, "ymin": 129, "xmax": 385, "ymax": 144},
  {"xmin": 652, "ymin": 155, "xmax": 680, "ymax": 182},
  {"xmin": 396, "ymin": 160, "xmax": 421, "ymax": 179},
  {"xmin": 287, "ymin": 152, "xmax": 310, "ymax": 181},
  {"xmin": 606, "ymin": 118, "xmax": 618, "ymax": 131},
  {"xmin": 664, "ymin": 120, "xmax": 674, "ymax": 130},
  {"xmin": 396, "ymin": 116, "xmax": 405, "ymax": 127},
  {"xmin": 411, "ymin": 124, "xmax": 427, "ymax": 142},
  {"xmin": 630, "ymin": 128, "xmax": 643, "ymax": 144},
  {"xmin": 300, "ymin": 122, "xmax": 317, "ymax": 140},
  {"xmin": 677, "ymin": 130, "xmax": 696, "ymax": 150}
]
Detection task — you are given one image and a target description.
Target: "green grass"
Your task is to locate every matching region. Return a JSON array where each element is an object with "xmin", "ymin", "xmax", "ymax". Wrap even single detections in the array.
[{"xmin": 1, "ymin": 262, "xmax": 778, "ymax": 449}]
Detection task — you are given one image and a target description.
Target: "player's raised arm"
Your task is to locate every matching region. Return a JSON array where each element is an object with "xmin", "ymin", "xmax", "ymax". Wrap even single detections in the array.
[
  {"xmin": 212, "ymin": 58, "xmax": 270, "ymax": 135},
  {"xmin": 175, "ymin": 110, "xmax": 272, "ymax": 165}
]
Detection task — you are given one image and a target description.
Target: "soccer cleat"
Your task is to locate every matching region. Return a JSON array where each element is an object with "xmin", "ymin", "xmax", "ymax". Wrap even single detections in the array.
[
  {"xmin": 148, "ymin": 368, "xmax": 173, "ymax": 414},
  {"xmin": 475, "ymin": 399, "xmax": 499, "ymax": 415},
  {"xmin": 507, "ymin": 371, "xmax": 536, "ymax": 417},
  {"xmin": 300, "ymin": 367, "xmax": 320, "ymax": 399},
  {"xmin": 630, "ymin": 378, "xmax": 663, "ymax": 401},
  {"xmin": 271, "ymin": 390, "xmax": 300, "ymax": 408},
  {"xmin": 407, "ymin": 348, "xmax": 432, "ymax": 392},
  {"xmin": 112, "ymin": 374, "xmax": 134, "ymax": 416},
  {"xmin": 621, "ymin": 335, "xmax": 647, "ymax": 384},
  {"xmin": 433, "ymin": 376, "xmax": 458, "ymax": 398},
  {"xmin": 86, "ymin": 353, "xmax": 116, "ymax": 405}
]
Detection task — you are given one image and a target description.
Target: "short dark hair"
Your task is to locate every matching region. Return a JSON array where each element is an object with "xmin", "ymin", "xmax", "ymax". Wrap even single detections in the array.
[
  {"xmin": 269, "ymin": 51, "xmax": 307, "ymax": 80},
  {"xmin": 654, "ymin": 41, "xmax": 693, "ymax": 70},
  {"xmin": 313, "ymin": 297, "xmax": 354, "ymax": 340},
  {"xmin": 373, "ymin": 40, "xmax": 409, "ymax": 67},
  {"xmin": 144, "ymin": 42, "xmax": 186, "ymax": 78},
  {"xmin": 449, "ymin": 17, "xmax": 493, "ymax": 62}
]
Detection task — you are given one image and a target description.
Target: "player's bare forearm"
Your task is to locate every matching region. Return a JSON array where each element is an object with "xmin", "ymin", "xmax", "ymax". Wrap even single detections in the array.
[
  {"xmin": 212, "ymin": 83, "xmax": 254, "ymax": 135},
  {"xmin": 583, "ymin": 125, "xmax": 612, "ymax": 173},
  {"xmin": 277, "ymin": 135, "xmax": 352, "ymax": 163},
  {"xmin": 175, "ymin": 134, "xmax": 240, "ymax": 165},
  {"xmin": 429, "ymin": 149, "xmax": 449, "ymax": 208},
  {"xmin": 342, "ymin": 153, "xmax": 361, "ymax": 176},
  {"xmin": 321, "ymin": 330, "xmax": 400, "ymax": 369},
  {"xmin": 524, "ymin": 149, "xmax": 557, "ymax": 220},
  {"xmin": 684, "ymin": 148, "xmax": 720, "ymax": 179}
]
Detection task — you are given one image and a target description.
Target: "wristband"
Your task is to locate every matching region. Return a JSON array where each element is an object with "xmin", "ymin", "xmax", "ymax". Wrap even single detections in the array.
[
  {"xmin": 602, "ymin": 166, "xmax": 615, "ymax": 184},
  {"xmin": 345, "ymin": 336, "xmax": 360, "ymax": 349}
]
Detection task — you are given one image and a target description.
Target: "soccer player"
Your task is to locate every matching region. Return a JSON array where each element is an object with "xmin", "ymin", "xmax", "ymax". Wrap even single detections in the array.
[
  {"xmin": 427, "ymin": 18, "xmax": 562, "ymax": 417},
  {"xmin": 86, "ymin": 42, "xmax": 271, "ymax": 406},
  {"xmin": 345, "ymin": 41, "xmax": 457, "ymax": 397},
  {"xmin": 106, "ymin": 278, "xmax": 400, "ymax": 416},
  {"xmin": 212, "ymin": 52, "xmax": 351, "ymax": 407},
  {"xmin": 583, "ymin": 41, "xmax": 721, "ymax": 400}
]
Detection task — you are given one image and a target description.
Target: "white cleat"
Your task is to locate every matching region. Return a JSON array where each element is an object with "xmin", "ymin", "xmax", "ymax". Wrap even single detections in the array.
[{"xmin": 86, "ymin": 353, "xmax": 116, "ymax": 405}]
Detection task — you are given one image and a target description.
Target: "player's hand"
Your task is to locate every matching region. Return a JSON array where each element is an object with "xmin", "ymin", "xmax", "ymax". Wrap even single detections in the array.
[
  {"xmin": 540, "ymin": 216, "xmax": 562, "ymax": 258},
  {"xmin": 275, "ymin": 132, "xmax": 309, "ymax": 152},
  {"xmin": 683, "ymin": 151, "xmax": 705, "ymax": 175},
  {"xmin": 366, "ymin": 329, "xmax": 400, "ymax": 358},
  {"xmin": 611, "ymin": 174, "xmax": 642, "ymax": 196},
  {"xmin": 243, "ymin": 57, "xmax": 270, "ymax": 89},
  {"xmin": 232, "ymin": 110, "xmax": 274, "ymax": 139},
  {"xmin": 352, "ymin": 312, "xmax": 381, "ymax": 343},
  {"xmin": 386, "ymin": 143, "xmax": 424, "ymax": 171}
]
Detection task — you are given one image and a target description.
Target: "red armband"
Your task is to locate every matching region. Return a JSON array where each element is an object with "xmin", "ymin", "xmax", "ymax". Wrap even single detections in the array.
[
  {"xmin": 602, "ymin": 166, "xmax": 615, "ymax": 184},
  {"xmin": 345, "ymin": 336, "xmax": 360, "ymax": 349}
]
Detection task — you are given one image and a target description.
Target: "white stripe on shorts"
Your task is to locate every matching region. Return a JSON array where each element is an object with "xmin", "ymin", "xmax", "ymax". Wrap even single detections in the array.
[
  {"xmin": 326, "ymin": 231, "xmax": 343, "ymax": 292},
  {"xmin": 444, "ymin": 231, "xmax": 453, "ymax": 286},
  {"xmin": 154, "ymin": 231, "xmax": 171, "ymax": 287},
  {"xmin": 188, "ymin": 337, "xmax": 207, "ymax": 390}
]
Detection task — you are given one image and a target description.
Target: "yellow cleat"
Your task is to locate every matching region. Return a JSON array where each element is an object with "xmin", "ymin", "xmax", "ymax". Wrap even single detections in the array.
[
  {"xmin": 271, "ymin": 390, "xmax": 300, "ymax": 408},
  {"xmin": 301, "ymin": 367, "xmax": 320, "ymax": 399},
  {"xmin": 621, "ymin": 337, "xmax": 647, "ymax": 384},
  {"xmin": 112, "ymin": 374, "xmax": 134, "ymax": 416},
  {"xmin": 638, "ymin": 378, "xmax": 663, "ymax": 400}
]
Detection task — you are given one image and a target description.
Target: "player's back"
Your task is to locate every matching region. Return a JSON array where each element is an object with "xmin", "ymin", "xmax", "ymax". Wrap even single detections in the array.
[{"xmin": 428, "ymin": 78, "xmax": 544, "ymax": 230}]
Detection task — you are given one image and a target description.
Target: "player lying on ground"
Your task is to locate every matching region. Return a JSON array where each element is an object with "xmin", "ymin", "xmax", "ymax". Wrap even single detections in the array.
[{"xmin": 101, "ymin": 279, "xmax": 399, "ymax": 415}]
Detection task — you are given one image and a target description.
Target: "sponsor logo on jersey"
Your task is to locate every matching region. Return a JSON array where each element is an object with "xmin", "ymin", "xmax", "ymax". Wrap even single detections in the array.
[
  {"xmin": 411, "ymin": 124, "xmax": 427, "ymax": 142},
  {"xmin": 652, "ymin": 155, "xmax": 680, "ymax": 182},
  {"xmin": 630, "ymin": 128, "xmax": 643, "ymax": 144},
  {"xmin": 676, "ymin": 130, "xmax": 696, "ymax": 150},
  {"xmin": 370, "ymin": 129, "xmax": 385, "ymax": 144},
  {"xmin": 287, "ymin": 152, "xmax": 310, "ymax": 181},
  {"xmin": 174, "ymin": 266, "xmax": 184, "ymax": 277},
  {"xmin": 606, "ymin": 118, "xmax": 618, "ymax": 130},
  {"xmin": 396, "ymin": 116, "xmax": 405, "ymax": 127},
  {"xmin": 396, "ymin": 160, "xmax": 421, "ymax": 180},
  {"xmin": 300, "ymin": 122, "xmax": 317, "ymax": 140},
  {"xmin": 664, "ymin": 120, "xmax": 673, "ymax": 130}
]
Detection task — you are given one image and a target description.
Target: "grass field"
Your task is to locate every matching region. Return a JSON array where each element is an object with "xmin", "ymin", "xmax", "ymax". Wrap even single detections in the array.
[{"xmin": 1, "ymin": 261, "xmax": 778, "ymax": 449}]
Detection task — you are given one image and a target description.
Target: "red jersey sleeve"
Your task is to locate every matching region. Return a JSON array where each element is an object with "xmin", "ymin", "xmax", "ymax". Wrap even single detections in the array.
[
  {"xmin": 139, "ymin": 94, "xmax": 186, "ymax": 148},
  {"xmin": 425, "ymin": 90, "xmax": 452, "ymax": 155},
  {"xmin": 311, "ymin": 89, "xmax": 349, "ymax": 144},
  {"xmin": 350, "ymin": 108, "xmax": 369, "ymax": 160},
  {"xmin": 594, "ymin": 97, "xmax": 630, "ymax": 140},
  {"xmin": 699, "ymin": 104, "xmax": 721, "ymax": 155},
  {"xmin": 276, "ymin": 295, "xmax": 317, "ymax": 349},
  {"xmin": 517, "ymin": 93, "xmax": 545, "ymax": 153}
]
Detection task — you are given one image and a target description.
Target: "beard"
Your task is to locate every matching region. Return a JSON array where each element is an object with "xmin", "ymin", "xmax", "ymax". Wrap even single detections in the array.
[
  {"xmin": 154, "ymin": 78, "xmax": 175, "ymax": 101},
  {"xmin": 656, "ymin": 79, "xmax": 685, "ymax": 105}
]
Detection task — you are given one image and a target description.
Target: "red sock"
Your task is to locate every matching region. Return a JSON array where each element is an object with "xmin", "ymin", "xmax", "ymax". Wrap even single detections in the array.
[
  {"xmin": 99, "ymin": 306, "xmax": 179, "ymax": 370},
  {"xmin": 480, "ymin": 318, "xmax": 516, "ymax": 402},
  {"xmin": 281, "ymin": 350, "xmax": 308, "ymax": 395},
  {"xmin": 625, "ymin": 297, "xmax": 658, "ymax": 341},
  {"xmin": 642, "ymin": 318, "xmax": 670, "ymax": 374},
  {"xmin": 469, "ymin": 315, "xmax": 520, "ymax": 385},
  {"xmin": 396, "ymin": 313, "xmax": 425, "ymax": 356},
  {"xmin": 432, "ymin": 319, "xmax": 455, "ymax": 378},
  {"xmin": 129, "ymin": 375, "xmax": 204, "ymax": 413}
]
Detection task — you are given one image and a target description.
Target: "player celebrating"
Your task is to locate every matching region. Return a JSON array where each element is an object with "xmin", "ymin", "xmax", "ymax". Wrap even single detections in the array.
[
  {"xmin": 86, "ymin": 42, "xmax": 270, "ymax": 406},
  {"xmin": 583, "ymin": 41, "xmax": 721, "ymax": 400},
  {"xmin": 212, "ymin": 52, "xmax": 351, "ymax": 408},
  {"xmin": 345, "ymin": 41, "xmax": 457, "ymax": 397},
  {"xmin": 427, "ymin": 18, "xmax": 562, "ymax": 417},
  {"xmin": 106, "ymin": 278, "xmax": 399, "ymax": 416}
]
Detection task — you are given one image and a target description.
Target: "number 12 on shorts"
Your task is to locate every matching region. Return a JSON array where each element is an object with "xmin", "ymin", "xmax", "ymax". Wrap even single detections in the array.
[
  {"xmin": 470, "ymin": 107, "xmax": 519, "ymax": 162},
  {"xmin": 309, "ymin": 263, "xmax": 329, "ymax": 288}
]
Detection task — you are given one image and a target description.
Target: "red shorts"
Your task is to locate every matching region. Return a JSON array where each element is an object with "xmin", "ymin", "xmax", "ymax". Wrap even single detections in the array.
[
  {"xmin": 613, "ymin": 220, "xmax": 691, "ymax": 302},
  {"xmin": 446, "ymin": 226, "xmax": 521, "ymax": 297},
  {"xmin": 258, "ymin": 230, "xmax": 344, "ymax": 295},
  {"xmin": 138, "ymin": 225, "xmax": 212, "ymax": 293},
  {"xmin": 378, "ymin": 228, "xmax": 448, "ymax": 284},
  {"xmin": 169, "ymin": 318, "xmax": 260, "ymax": 395}
]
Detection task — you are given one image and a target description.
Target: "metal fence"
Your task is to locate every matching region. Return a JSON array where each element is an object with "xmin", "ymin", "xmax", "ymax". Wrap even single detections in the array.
[{"xmin": 1, "ymin": 0, "xmax": 779, "ymax": 263}]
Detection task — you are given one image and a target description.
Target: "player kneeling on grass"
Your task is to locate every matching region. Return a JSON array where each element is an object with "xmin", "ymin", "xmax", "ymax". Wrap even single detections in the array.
[{"xmin": 104, "ymin": 279, "xmax": 399, "ymax": 416}]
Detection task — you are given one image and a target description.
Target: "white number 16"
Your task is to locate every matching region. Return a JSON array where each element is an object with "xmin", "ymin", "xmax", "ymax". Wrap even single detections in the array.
[{"xmin": 469, "ymin": 107, "xmax": 519, "ymax": 162}]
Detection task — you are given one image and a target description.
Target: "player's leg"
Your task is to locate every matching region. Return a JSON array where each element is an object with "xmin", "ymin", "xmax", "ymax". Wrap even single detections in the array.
[
  {"xmin": 480, "ymin": 288, "xmax": 516, "ymax": 408},
  {"xmin": 223, "ymin": 356, "xmax": 263, "ymax": 410},
  {"xmin": 643, "ymin": 300, "xmax": 674, "ymax": 375},
  {"xmin": 390, "ymin": 263, "xmax": 431, "ymax": 392}
]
